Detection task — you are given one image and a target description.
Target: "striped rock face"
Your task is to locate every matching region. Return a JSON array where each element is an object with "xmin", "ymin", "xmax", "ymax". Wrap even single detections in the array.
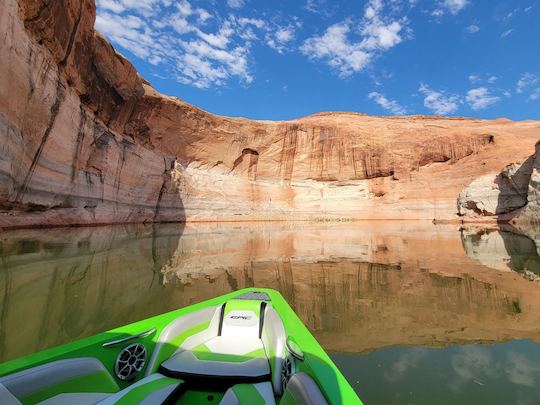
[{"xmin": 1, "ymin": 0, "xmax": 539, "ymax": 228}]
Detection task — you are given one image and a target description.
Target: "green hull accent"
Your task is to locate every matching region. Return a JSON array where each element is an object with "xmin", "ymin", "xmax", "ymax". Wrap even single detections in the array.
[
  {"xmin": 232, "ymin": 383, "xmax": 265, "ymax": 404},
  {"xmin": 0, "ymin": 288, "xmax": 361, "ymax": 404}
]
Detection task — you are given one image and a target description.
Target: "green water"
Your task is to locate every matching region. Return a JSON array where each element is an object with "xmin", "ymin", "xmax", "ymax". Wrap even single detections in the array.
[
  {"xmin": 332, "ymin": 340, "xmax": 540, "ymax": 404},
  {"xmin": 1, "ymin": 221, "xmax": 540, "ymax": 403}
]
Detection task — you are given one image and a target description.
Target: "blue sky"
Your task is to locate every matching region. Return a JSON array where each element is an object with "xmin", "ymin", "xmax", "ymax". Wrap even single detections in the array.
[{"xmin": 95, "ymin": 0, "xmax": 540, "ymax": 120}]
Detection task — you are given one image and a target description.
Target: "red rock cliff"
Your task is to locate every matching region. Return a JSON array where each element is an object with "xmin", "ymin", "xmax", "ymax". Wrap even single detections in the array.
[{"xmin": 1, "ymin": 0, "xmax": 539, "ymax": 228}]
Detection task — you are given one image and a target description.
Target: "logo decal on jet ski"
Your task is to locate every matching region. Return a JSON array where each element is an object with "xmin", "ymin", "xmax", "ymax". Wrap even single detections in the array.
[{"xmin": 230, "ymin": 315, "xmax": 251, "ymax": 320}]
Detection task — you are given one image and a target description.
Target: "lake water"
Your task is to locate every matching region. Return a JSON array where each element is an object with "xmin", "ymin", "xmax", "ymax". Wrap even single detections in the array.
[{"xmin": 1, "ymin": 221, "xmax": 540, "ymax": 404}]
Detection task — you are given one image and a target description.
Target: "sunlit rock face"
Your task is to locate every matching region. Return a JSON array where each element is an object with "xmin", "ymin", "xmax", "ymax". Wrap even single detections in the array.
[
  {"xmin": 1, "ymin": 0, "xmax": 540, "ymax": 228},
  {"xmin": 458, "ymin": 142, "xmax": 540, "ymax": 224},
  {"xmin": 0, "ymin": 0, "xmax": 183, "ymax": 228}
]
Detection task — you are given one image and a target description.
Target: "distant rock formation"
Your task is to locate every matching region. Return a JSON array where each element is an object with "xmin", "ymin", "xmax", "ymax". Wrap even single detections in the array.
[
  {"xmin": 458, "ymin": 141, "xmax": 540, "ymax": 224},
  {"xmin": 1, "ymin": 0, "xmax": 539, "ymax": 228}
]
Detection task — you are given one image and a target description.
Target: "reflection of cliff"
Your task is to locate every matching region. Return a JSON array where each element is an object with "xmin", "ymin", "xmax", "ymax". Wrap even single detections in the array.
[
  {"xmin": 163, "ymin": 222, "xmax": 540, "ymax": 353},
  {"xmin": 2, "ymin": 222, "xmax": 540, "ymax": 362},
  {"xmin": 461, "ymin": 228, "xmax": 540, "ymax": 280},
  {"xmin": 0, "ymin": 224, "xmax": 184, "ymax": 362}
]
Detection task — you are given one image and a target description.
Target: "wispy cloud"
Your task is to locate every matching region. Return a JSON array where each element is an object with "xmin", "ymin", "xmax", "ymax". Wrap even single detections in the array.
[
  {"xmin": 517, "ymin": 73, "xmax": 540, "ymax": 101},
  {"xmin": 368, "ymin": 92, "xmax": 407, "ymax": 115},
  {"xmin": 444, "ymin": 0, "xmax": 469, "ymax": 14},
  {"xmin": 301, "ymin": 0, "xmax": 409, "ymax": 77},
  {"xmin": 433, "ymin": 0, "xmax": 469, "ymax": 17},
  {"xmin": 419, "ymin": 84, "xmax": 460, "ymax": 115},
  {"xmin": 227, "ymin": 0, "xmax": 245, "ymax": 9},
  {"xmin": 465, "ymin": 24, "xmax": 479, "ymax": 33},
  {"xmin": 466, "ymin": 87, "xmax": 500, "ymax": 110},
  {"xmin": 469, "ymin": 74, "xmax": 498, "ymax": 85},
  {"xmin": 500, "ymin": 28, "xmax": 514, "ymax": 38},
  {"xmin": 266, "ymin": 26, "xmax": 296, "ymax": 54},
  {"xmin": 95, "ymin": 0, "xmax": 298, "ymax": 88},
  {"xmin": 468, "ymin": 74, "xmax": 480, "ymax": 83}
]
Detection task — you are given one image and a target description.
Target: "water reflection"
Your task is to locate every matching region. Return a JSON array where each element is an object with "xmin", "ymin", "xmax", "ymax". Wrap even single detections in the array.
[
  {"xmin": 1, "ymin": 221, "xmax": 540, "ymax": 366},
  {"xmin": 461, "ymin": 227, "xmax": 540, "ymax": 280},
  {"xmin": 332, "ymin": 340, "xmax": 540, "ymax": 404},
  {"xmin": 0, "ymin": 224, "xmax": 185, "ymax": 361}
]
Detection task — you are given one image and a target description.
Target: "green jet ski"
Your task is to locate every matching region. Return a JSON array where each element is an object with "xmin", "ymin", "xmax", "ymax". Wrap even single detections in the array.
[{"xmin": 0, "ymin": 288, "xmax": 361, "ymax": 404}]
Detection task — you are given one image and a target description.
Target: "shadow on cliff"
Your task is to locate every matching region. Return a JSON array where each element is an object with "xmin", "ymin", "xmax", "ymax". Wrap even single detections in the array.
[{"xmin": 492, "ymin": 154, "xmax": 534, "ymax": 217}]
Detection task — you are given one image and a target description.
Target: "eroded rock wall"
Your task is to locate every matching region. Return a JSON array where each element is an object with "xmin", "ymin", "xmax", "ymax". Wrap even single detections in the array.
[
  {"xmin": 1, "ymin": 0, "xmax": 539, "ymax": 228},
  {"xmin": 0, "ymin": 0, "xmax": 183, "ymax": 228}
]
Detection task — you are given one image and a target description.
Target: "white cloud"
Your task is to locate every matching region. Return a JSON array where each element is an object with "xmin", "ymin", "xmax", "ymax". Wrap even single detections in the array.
[
  {"xmin": 466, "ymin": 87, "xmax": 500, "ymax": 110},
  {"xmin": 368, "ymin": 92, "xmax": 407, "ymax": 115},
  {"xmin": 469, "ymin": 74, "xmax": 499, "ymax": 85},
  {"xmin": 433, "ymin": 0, "xmax": 469, "ymax": 17},
  {"xmin": 304, "ymin": 0, "xmax": 321, "ymax": 13},
  {"xmin": 97, "ymin": 0, "xmax": 125, "ymax": 13},
  {"xmin": 444, "ymin": 0, "xmax": 468, "ymax": 14},
  {"xmin": 517, "ymin": 73, "xmax": 540, "ymax": 101},
  {"xmin": 419, "ymin": 84, "xmax": 460, "ymax": 115},
  {"xmin": 266, "ymin": 26, "xmax": 296, "ymax": 54},
  {"xmin": 301, "ymin": 23, "xmax": 372, "ymax": 77},
  {"xmin": 465, "ymin": 24, "xmax": 479, "ymax": 33},
  {"xmin": 95, "ymin": 1, "xmax": 266, "ymax": 88},
  {"xmin": 303, "ymin": 0, "xmax": 335, "ymax": 17},
  {"xmin": 500, "ymin": 28, "xmax": 514, "ymax": 38},
  {"xmin": 227, "ymin": 0, "xmax": 245, "ymax": 9},
  {"xmin": 517, "ymin": 73, "xmax": 538, "ymax": 93},
  {"xmin": 301, "ymin": 0, "xmax": 408, "ymax": 77},
  {"xmin": 95, "ymin": 0, "xmax": 302, "ymax": 89}
]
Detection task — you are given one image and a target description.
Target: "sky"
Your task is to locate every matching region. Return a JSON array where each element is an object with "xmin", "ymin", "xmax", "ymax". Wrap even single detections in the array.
[{"xmin": 95, "ymin": 0, "xmax": 540, "ymax": 121}]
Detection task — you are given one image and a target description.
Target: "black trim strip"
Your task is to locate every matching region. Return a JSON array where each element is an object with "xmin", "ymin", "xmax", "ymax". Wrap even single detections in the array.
[
  {"xmin": 158, "ymin": 366, "xmax": 271, "ymax": 391},
  {"xmin": 259, "ymin": 301, "xmax": 267, "ymax": 339},
  {"xmin": 217, "ymin": 303, "xmax": 226, "ymax": 336}
]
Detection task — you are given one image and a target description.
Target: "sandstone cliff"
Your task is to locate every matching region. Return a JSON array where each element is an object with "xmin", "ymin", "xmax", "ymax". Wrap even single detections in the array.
[
  {"xmin": 1, "ymin": 0, "xmax": 539, "ymax": 228},
  {"xmin": 458, "ymin": 141, "xmax": 540, "ymax": 225}
]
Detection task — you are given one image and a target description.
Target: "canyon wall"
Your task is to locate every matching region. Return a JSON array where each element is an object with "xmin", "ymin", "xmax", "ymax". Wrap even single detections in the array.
[{"xmin": 1, "ymin": 0, "xmax": 539, "ymax": 228}]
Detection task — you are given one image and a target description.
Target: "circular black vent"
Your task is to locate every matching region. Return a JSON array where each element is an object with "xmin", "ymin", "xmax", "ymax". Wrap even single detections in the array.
[
  {"xmin": 281, "ymin": 356, "xmax": 295, "ymax": 390},
  {"xmin": 115, "ymin": 343, "xmax": 146, "ymax": 381}
]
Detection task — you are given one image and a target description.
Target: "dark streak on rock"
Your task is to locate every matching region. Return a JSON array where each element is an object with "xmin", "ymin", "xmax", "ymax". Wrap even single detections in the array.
[
  {"xmin": 26, "ymin": 48, "xmax": 35, "ymax": 96},
  {"xmin": 15, "ymin": 78, "xmax": 64, "ymax": 202},
  {"xmin": 70, "ymin": 107, "xmax": 87, "ymax": 183},
  {"xmin": 60, "ymin": 0, "xmax": 84, "ymax": 66},
  {"xmin": 153, "ymin": 170, "xmax": 168, "ymax": 222}
]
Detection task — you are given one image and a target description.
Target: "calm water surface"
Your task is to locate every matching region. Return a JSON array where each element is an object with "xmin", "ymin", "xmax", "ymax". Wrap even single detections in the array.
[{"xmin": 1, "ymin": 221, "xmax": 540, "ymax": 404}]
